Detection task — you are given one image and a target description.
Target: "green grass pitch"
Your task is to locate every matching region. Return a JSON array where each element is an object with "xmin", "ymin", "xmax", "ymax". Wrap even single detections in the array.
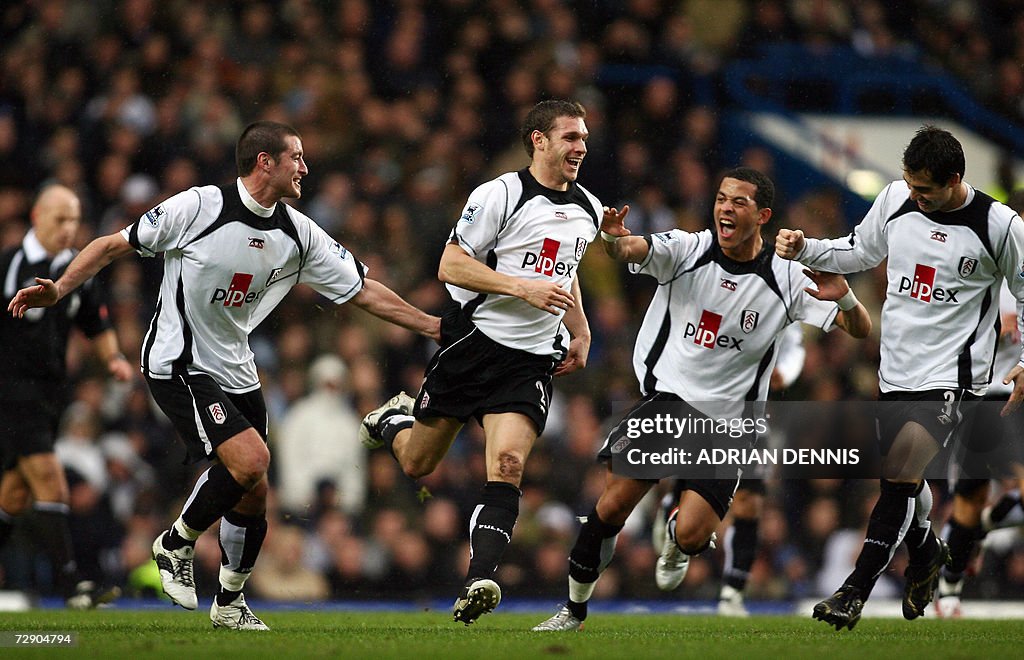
[{"xmin": 1, "ymin": 609, "xmax": 1022, "ymax": 659}]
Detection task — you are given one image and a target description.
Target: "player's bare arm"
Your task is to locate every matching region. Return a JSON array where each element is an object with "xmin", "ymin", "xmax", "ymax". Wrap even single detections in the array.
[
  {"xmin": 8, "ymin": 233, "xmax": 134, "ymax": 318},
  {"xmin": 438, "ymin": 242, "xmax": 573, "ymax": 316},
  {"xmin": 600, "ymin": 205, "xmax": 649, "ymax": 263},
  {"xmin": 775, "ymin": 228, "xmax": 805, "ymax": 260},
  {"xmin": 94, "ymin": 329, "xmax": 135, "ymax": 382},
  {"xmin": 1001, "ymin": 365, "xmax": 1024, "ymax": 417},
  {"xmin": 554, "ymin": 275, "xmax": 590, "ymax": 377},
  {"xmin": 802, "ymin": 269, "xmax": 872, "ymax": 339},
  {"xmin": 349, "ymin": 278, "xmax": 441, "ymax": 342}
]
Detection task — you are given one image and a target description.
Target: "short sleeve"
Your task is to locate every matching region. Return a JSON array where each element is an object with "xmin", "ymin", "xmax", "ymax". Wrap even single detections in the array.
[
  {"xmin": 630, "ymin": 230, "xmax": 701, "ymax": 282},
  {"xmin": 448, "ymin": 179, "xmax": 509, "ymax": 257},
  {"xmin": 297, "ymin": 219, "xmax": 366, "ymax": 305},
  {"xmin": 122, "ymin": 188, "xmax": 204, "ymax": 257}
]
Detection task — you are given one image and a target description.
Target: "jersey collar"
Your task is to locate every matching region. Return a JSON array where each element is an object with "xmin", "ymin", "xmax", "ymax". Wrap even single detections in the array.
[
  {"xmin": 22, "ymin": 229, "xmax": 73, "ymax": 267},
  {"xmin": 237, "ymin": 178, "xmax": 276, "ymax": 218}
]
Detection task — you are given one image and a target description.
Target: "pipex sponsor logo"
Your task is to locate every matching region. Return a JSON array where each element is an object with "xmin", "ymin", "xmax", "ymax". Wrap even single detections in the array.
[
  {"xmin": 685, "ymin": 310, "xmax": 744, "ymax": 350},
  {"xmin": 211, "ymin": 273, "xmax": 263, "ymax": 307},
  {"xmin": 898, "ymin": 264, "xmax": 959, "ymax": 303},
  {"xmin": 521, "ymin": 238, "xmax": 575, "ymax": 276}
]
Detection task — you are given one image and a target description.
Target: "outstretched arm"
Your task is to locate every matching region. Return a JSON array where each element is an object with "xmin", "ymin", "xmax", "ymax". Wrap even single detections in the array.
[
  {"xmin": 438, "ymin": 242, "xmax": 574, "ymax": 315},
  {"xmin": 349, "ymin": 278, "xmax": 441, "ymax": 342},
  {"xmin": 803, "ymin": 269, "xmax": 872, "ymax": 339},
  {"xmin": 8, "ymin": 233, "xmax": 134, "ymax": 317}
]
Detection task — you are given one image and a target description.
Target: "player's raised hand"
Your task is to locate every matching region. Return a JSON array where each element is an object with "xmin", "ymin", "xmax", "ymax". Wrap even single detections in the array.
[
  {"xmin": 802, "ymin": 269, "xmax": 848, "ymax": 301},
  {"xmin": 775, "ymin": 228, "xmax": 805, "ymax": 260},
  {"xmin": 7, "ymin": 277, "xmax": 59, "ymax": 318},
  {"xmin": 601, "ymin": 205, "xmax": 631, "ymax": 239},
  {"xmin": 518, "ymin": 279, "xmax": 575, "ymax": 316}
]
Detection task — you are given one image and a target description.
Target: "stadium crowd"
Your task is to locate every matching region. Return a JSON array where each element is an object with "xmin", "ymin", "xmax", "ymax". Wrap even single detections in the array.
[{"xmin": 2, "ymin": 0, "xmax": 1024, "ymax": 606}]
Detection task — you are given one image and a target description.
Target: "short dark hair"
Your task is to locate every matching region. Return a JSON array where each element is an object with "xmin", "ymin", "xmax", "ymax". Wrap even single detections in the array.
[
  {"xmin": 520, "ymin": 100, "xmax": 586, "ymax": 158},
  {"xmin": 720, "ymin": 167, "xmax": 775, "ymax": 209},
  {"xmin": 902, "ymin": 125, "xmax": 965, "ymax": 185},
  {"xmin": 236, "ymin": 121, "xmax": 301, "ymax": 176}
]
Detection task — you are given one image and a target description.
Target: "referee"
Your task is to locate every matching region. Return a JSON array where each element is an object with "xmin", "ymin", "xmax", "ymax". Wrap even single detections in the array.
[{"xmin": 0, "ymin": 184, "xmax": 133, "ymax": 607}]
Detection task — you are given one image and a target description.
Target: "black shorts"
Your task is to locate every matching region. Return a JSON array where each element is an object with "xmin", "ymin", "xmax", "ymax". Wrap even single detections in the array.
[
  {"xmin": 953, "ymin": 393, "xmax": 1024, "ymax": 481},
  {"xmin": 674, "ymin": 478, "xmax": 740, "ymax": 520},
  {"xmin": 736, "ymin": 477, "xmax": 766, "ymax": 495},
  {"xmin": 876, "ymin": 389, "xmax": 978, "ymax": 456},
  {"xmin": 0, "ymin": 400, "xmax": 61, "ymax": 470},
  {"xmin": 597, "ymin": 391, "xmax": 741, "ymax": 519},
  {"xmin": 146, "ymin": 373, "xmax": 268, "ymax": 464},
  {"xmin": 415, "ymin": 305, "xmax": 557, "ymax": 434}
]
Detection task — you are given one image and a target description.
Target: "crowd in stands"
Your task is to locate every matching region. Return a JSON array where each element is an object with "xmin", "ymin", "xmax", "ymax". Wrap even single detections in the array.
[{"xmin": 2, "ymin": 0, "xmax": 1024, "ymax": 604}]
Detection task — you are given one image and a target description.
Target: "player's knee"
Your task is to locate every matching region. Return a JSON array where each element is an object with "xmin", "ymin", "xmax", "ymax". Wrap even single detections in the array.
[
  {"xmin": 0, "ymin": 490, "xmax": 30, "ymax": 516},
  {"xmin": 674, "ymin": 522, "xmax": 714, "ymax": 555},
  {"xmin": 402, "ymin": 457, "xmax": 439, "ymax": 480},
  {"xmin": 232, "ymin": 446, "xmax": 270, "ymax": 490}
]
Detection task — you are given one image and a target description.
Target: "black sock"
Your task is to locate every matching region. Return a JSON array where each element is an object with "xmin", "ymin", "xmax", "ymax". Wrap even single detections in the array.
[
  {"xmin": 178, "ymin": 464, "xmax": 249, "ymax": 535},
  {"xmin": 846, "ymin": 480, "xmax": 918, "ymax": 593},
  {"xmin": 216, "ymin": 589, "xmax": 242, "ymax": 606},
  {"xmin": 989, "ymin": 492, "xmax": 1022, "ymax": 525},
  {"xmin": 723, "ymin": 517, "xmax": 758, "ymax": 591},
  {"xmin": 465, "ymin": 481, "xmax": 521, "ymax": 581},
  {"xmin": 568, "ymin": 508, "xmax": 623, "ymax": 585},
  {"xmin": 903, "ymin": 481, "xmax": 937, "ymax": 565},
  {"xmin": 0, "ymin": 507, "xmax": 14, "ymax": 549},
  {"xmin": 219, "ymin": 510, "xmax": 268, "ymax": 574},
  {"xmin": 381, "ymin": 416, "xmax": 413, "ymax": 461},
  {"xmin": 565, "ymin": 509, "xmax": 623, "ymax": 621},
  {"xmin": 943, "ymin": 518, "xmax": 982, "ymax": 580},
  {"xmin": 163, "ymin": 525, "xmax": 195, "ymax": 551},
  {"xmin": 31, "ymin": 502, "xmax": 78, "ymax": 597}
]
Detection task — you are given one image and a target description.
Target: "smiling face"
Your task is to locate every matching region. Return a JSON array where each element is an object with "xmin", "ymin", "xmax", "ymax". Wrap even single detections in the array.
[
  {"xmin": 267, "ymin": 135, "xmax": 308, "ymax": 200},
  {"xmin": 903, "ymin": 168, "xmax": 964, "ymax": 213},
  {"xmin": 530, "ymin": 115, "xmax": 588, "ymax": 190},
  {"xmin": 714, "ymin": 177, "xmax": 770, "ymax": 261}
]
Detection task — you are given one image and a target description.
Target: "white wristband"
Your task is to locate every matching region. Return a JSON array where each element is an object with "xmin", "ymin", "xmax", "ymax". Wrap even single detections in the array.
[
  {"xmin": 600, "ymin": 231, "xmax": 619, "ymax": 243},
  {"xmin": 837, "ymin": 289, "xmax": 859, "ymax": 311}
]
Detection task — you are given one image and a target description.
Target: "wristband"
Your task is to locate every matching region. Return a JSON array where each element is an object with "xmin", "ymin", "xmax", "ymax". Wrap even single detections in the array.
[
  {"xmin": 600, "ymin": 231, "xmax": 619, "ymax": 243},
  {"xmin": 836, "ymin": 289, "xmax": 859, "ymax": 311}
]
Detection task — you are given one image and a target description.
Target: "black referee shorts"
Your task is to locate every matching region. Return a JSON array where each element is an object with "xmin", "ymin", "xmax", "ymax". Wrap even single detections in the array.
[
  {"xmin": 146, "ymin": 373, "xmax": 268, "ymax": 464},
  {"xmin": 0, "ymin": 400, "xmax": 61, "ymax": 470},
  {"xmin": 415, "ymin": 308, "xmax": 557, "ymax": 435}
]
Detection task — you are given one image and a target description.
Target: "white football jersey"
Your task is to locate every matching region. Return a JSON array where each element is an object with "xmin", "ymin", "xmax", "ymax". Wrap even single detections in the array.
[
  {"xmin": 631, "ymin": 229, "xmax": 839, "ymax": 417},
  {"xmin": 123, "ymin": 179, "xmax": 365, "ymax": 393},
  {"xmin": 448, "ymin": 169, "xmax": 601, "ymax": 356},
  {"xmin": 797, "ymin": 181, "xmax": 1024, "ymax": 394}
]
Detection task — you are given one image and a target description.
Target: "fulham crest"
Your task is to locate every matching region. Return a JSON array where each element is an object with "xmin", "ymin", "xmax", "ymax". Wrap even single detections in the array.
[
  {"xmin": 957, "ymin": 257, "xmax": 977, "ymax": 278},
  {"xmin": 741, "ymin": 309, "xmax": 759, "ymax": 334}
]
